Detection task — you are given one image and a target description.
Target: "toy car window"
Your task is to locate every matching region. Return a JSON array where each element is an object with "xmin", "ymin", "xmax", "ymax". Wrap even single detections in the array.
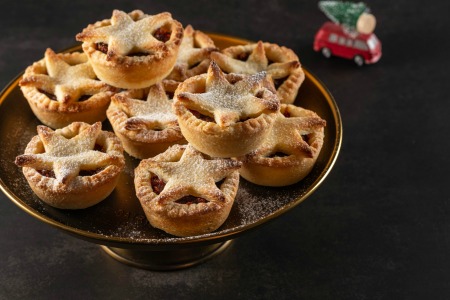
[
  {"xmin": 338, "ymin": 37, "xmax": 346, "ymax": 45},
  {"xmin": 354, "ymin": 40, "xmax": 368, "ymax": 50},
  {"xmin": 346, "ymin": 39, "xmax": 353, "ymax": 47},
  {"xmin": 328, "ymin": 33, "xmax": 338, "ymax": 43},
  {"xmin": 367, "ymin": 35, "xmax": 379, "ymax": 50}
]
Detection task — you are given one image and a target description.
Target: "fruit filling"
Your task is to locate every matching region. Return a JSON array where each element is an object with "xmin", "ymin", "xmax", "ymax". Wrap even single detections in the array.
[
  {"xmin": 153, "ymin": 27, "xmax": 171, "ymax": 43},
  {"xmin": 301, "ymin": 134, "xmax": 310, "ymax": 144},
  {"xmin": 78, "ymin": 95, "xmax": 91, "ymax": 102},
  {"xmin": 79, "ymin": 168, "xmax": 104, "ymax": 177},
  {"xmin": 128, "ymin": 51, "xmax": 149, "ymax": 57},
  {"xmin": 96, "ymin": 42, "xmax": 108, "ymax": 54},
  {"xmin": 189, "ymin": 109, "xmax": 253, "ymax": 123},
  {"xmin": 94, "ymin": 143, "xmax": 105, "ymax": 152},
  {"xmin": 188, "ymin": 61, "xmax": 201, "ymax": 70},
  {"xmin": 282, "ymin": 110, "xmax": 291, "ymax": 118},
  {"xmin": 267, "ymin": 152, "xmax": 290, "ymax": 158},
  {"xmin": 236, "ymin": 52, "xmax": 250, "ymax": 61},
  {"xmin": 38, "ymin": 89, "xmax": 57, "ymax": 101},
  {"xmin": 151, "ymin": 176, "xmax": 165, "ymax": 194},
  {"xmin": 165, "ymin": 91, "xmax": 174, "ymax": 99},
  {"xmin": 36, "ymin": 143, "xmax": 107, "ymax": 177},
  {"xmin": 37, "ymin": 169, "xmax": 56, "ymax": 178},
  {"xmin": 175, "ymin": 196, "xmax": 209, "ymax": 205},
  {"xmin": 96, "ymin": 42, "xmax": 148, "ymax": 57},
  {"xmin": 151, "ymin": 175, "xmax": 209, "ymax": 204},
  {"xmin": 189, "ymin": 109, "xmax": 214, "ymax": 122},
  {"xmin": 273, "ymin": 76, "xmax": 288, "ymax": 89},
  {"xmin": 39, "ymin": 89, "xmax": 93, "ymax": 102}
]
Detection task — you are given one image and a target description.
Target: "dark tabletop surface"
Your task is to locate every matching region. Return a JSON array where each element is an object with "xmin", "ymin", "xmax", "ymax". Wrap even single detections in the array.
[{"xmin": 0, "ymin": 0, "xmax": 448, "ymax": 299}]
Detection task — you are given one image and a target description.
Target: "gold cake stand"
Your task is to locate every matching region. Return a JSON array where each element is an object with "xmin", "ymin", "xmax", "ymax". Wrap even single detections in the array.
[{"xmin": 0, "ymin": 34, "xmax": 342, "ymax": 270}]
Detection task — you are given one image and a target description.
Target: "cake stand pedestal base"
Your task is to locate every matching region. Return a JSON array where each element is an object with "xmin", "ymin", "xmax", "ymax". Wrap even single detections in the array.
[{"xmin": 100, "ymin": 240, "xmax": 233, "ymax": 271}]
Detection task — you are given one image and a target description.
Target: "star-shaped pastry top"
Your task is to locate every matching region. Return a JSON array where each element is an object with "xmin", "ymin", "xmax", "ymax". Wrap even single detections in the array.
[
  {"xmin": 146, "ymin": 145, "xmax": 242, "ymax": 205},
  {"xmin": 176, "ymin": 25, "xmax": 216, "ymax": 65},
  {"xmin": 15, "ymin": 122, "xmax": 122, "ymax": 184},
  {"xmin": 76, "ymin": 10, "xmax": 175, "ymax": 59},
  {"xmin": 19, "ymin": 49, "xmax": 113, "ymax": 103},
  {"xmin": 112, "ymin": 84, "xmax": 178, "ymax": 131},
  {"xmin": 175, "ymin": 61, "xmax": 279, "ymax": 127},
  {"xmin": 165, "ymin": 25, "xmax": 217, "ymax": 82},
  {"xmin": 257, "ymin": 109, "xmax": 326, "ymax": 158},
  {"xmin": 210, "ymin": 41, "xmax": 300, "ymax": 80}
]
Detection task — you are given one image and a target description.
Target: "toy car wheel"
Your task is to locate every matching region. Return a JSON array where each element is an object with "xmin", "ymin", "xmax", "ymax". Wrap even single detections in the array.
[
  {"xmin": 354, "ymin": 55, "xmax": 364, "ymax": 66},
  {"xmin": 321, "ymin": 47, "xmax": 331, "ymax": 58}
]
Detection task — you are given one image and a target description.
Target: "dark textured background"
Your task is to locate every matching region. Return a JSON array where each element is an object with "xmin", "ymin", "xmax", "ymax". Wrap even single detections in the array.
[{"xmin": 0, "ymin": 0, "xmax": 448, "ymax": 299}]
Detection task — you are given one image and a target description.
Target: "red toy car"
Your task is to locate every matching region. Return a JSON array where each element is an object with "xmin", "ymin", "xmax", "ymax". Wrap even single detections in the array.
[{"xmin": 313, "ymin": 21, "xmax": 382, "ymax": 66}]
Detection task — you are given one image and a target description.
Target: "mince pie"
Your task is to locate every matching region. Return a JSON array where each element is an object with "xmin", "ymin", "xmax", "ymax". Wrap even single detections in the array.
[
  {"xmin": 239, "ymin": 104, "xmax": 326, "ymax": 186},
  {"xmin": 76, "ymin": 9, "xmax": 183, "ymax": 89},
  {"xmin": 134, "ymin": 144, "xmax": 241, "ymax": 237},
  {"xmin": 15, "ymin": 122, "xmax": 125, "ymax": 209},
  {"xmin": 19, "ymin": 48, "xmax": 117, "ymax": 129},
  {"xmin": 173, "ymin": 61, "xmax": 280, "ymax": 158},
  {"xmin": 210, "ymin": 41, "xmax": 304, "ymax": 104},
  {"xmin": 163, "ymin": 24, "xmax": 217, "ymax": 91},
  {"xmin": 107, "ymin": 83, "xmax": 186, "ymax": 159}
]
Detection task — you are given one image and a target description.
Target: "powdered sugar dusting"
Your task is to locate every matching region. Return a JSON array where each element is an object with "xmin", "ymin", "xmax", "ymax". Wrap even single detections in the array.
[
  {"xmin": 178, "ymin": 62, "xmax": 277, "ymax": 127},
  {"xmin": 128, "ymin": 112, "xmax": 177, "ymax": 124},
  {"xmin": 119, "ymin": 84, "xmax": 178, "ymax": 129},
  {"xmin": 22, "ymin": 49, "xmax": 108, "ymax": 103},
  {"xmin": 77, "ymin": 10, "xmax": 173, "ymax": 56},
  {"xmin": 16, "ymin": 123, "xmax": 119, "ymax": 184},
  {"xmin": 3, "ymin": 115, "xmax": 309, "ymax": 244},
  {"xmin": 234, "ymin": 186, "xmax": 288, "ymax": 225},
  {"xmin": 142, "ymin": 145, "xmax": 240, "ymax": 202},
  {"xmin": 128, "ymin": 99, "xmax": 177, "ymax": 124},
  {"xmin": 1, "ymin": 82, "xmax": 318, "ymax": 246}
]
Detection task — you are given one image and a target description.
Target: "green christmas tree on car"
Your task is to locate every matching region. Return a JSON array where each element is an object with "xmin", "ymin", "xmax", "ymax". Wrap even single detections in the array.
[{"xmin": 313, "ymin": 1, "xmax": 382, "ymax": 66}]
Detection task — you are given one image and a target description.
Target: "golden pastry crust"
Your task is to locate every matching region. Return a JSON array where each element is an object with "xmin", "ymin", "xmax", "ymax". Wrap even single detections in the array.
[
  {"xmin": 15, "ymin": 122, "xmax": 125, "ymax": 209},
  {"xmin": 107, "ymin": 83, "xmax": 186, "ymax": 159},
  {"xmin": 76, "ymin": 9, "xmax": 183, "ymax": 89},
  {"xmin": 173, "ymin": 61, "xmax": 280, "ymax": 158},
  {"xmin": 19, "ymin": 48, "xmax": 117, "ymax": 129},
  {"xmin": 163, "ymin": 24, "xmax": 218, "ymax": 90},
  {"xmin": 239, "ymin": 104, "xmax": 326, "ymax": 186},
  {"xmin": 134, "ymin": 144, "xmax": 241, "ymax": 237},
  {"xmin": 210, "ymin": 41, "xmax": 304, "ymax": 104}
]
